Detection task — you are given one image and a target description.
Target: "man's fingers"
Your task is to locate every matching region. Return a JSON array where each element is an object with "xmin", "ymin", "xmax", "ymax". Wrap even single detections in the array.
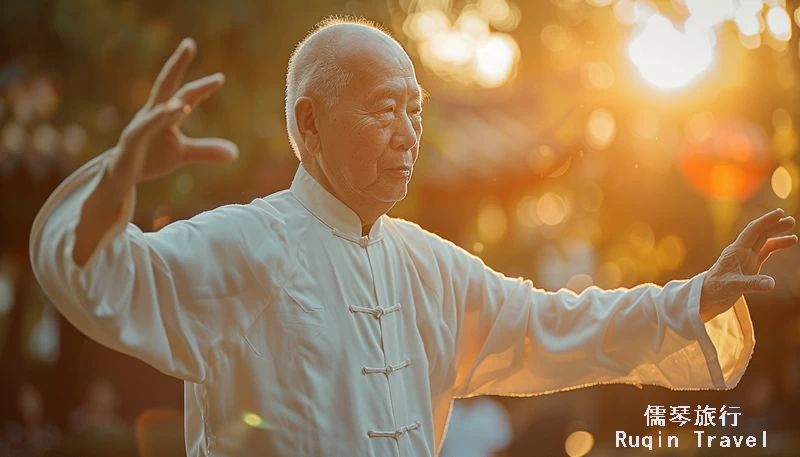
[
  {"xmin": 753, "ymin": 216, "xmax": 796, "ymax": 252},
  {"xmin": 734, "ymin": 208, "xmax": 785, "ymax": 248},
  {"xmin": 732, "ymin": 274, "xmax": 776, "ymax": 293},
  {"xmin": 149, "ymin": 38, "xmax": 196, "ymax": 107},
  {"xmin": 156, "ymin": 74, "xmax": 225, "ymax": 131},
  {"xmin": 757, "ymin": 234, "xmax": 798, "ymax": 264},
  {"xmin": 121, "ymin": 100, "xmax": 183, "ymax": 150},
  {"xmin": 181, "ymin": 137, "xmax": 239, "ymax": 164},
  {"xmin": 173, "ymin": 73, "xmax": 225, "ymax": 110}
]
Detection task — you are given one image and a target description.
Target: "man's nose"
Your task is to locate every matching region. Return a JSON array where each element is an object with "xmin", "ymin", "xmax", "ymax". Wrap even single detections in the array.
[{"xmin": 390, "ymin": 113, "xmax": 419, "ymax": 152}]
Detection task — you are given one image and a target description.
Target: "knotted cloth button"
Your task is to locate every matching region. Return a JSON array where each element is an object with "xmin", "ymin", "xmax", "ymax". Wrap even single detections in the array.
[{"xmin": 367, "ymin": 421, "xmax": 421, "ymax": 440}]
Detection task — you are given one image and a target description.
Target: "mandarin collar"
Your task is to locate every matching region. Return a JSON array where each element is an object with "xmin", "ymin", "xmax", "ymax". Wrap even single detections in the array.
[{"xmin": 289, "ymin": 163, "xmax": 384, "ymax": 243}]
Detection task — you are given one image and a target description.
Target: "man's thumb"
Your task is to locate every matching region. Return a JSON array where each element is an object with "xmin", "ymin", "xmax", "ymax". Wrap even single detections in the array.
[
  {"xmin": 183, "ymin": 137, "xmax": 239, "ymax": 164},
  {"xmin": 743, "ymin": 275, "xmax": 775, "ymax": 292}
]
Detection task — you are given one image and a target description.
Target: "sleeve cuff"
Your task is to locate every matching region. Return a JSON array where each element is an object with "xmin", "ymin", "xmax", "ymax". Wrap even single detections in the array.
[
  {"xmin": 687, "ymin": 271, "xmax": 755, "ymax": 389},
  {"xmin": 31, "ymin": 152, "xmax": 137, "ymax": 275}
]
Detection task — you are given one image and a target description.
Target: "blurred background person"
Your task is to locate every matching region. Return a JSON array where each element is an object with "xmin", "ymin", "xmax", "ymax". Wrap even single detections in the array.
[
  {"xmin": 440, "ymin": 398, "xmax": 512, "ymax": 457},
  {"xmin": 1, "ymin": 383, "xmax": 61, "ymax": 457},
  {"xmin": 67, "ymin": 378, "xmax": 126, "ymax": 435}
]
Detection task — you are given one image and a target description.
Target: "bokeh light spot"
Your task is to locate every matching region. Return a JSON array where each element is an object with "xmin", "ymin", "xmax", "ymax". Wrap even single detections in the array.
[
  {"xmin": 516, "ymin": 196, "xmax": 540, "ymax": 228},
  {"xmin": 474, "ymin": 33, "xmax": 519, "ymax": 87},
  {"xmin": 772, "ymin": 166, "xmax": 793, "ymax": 199},
  {"xmin": 585, "ymin": 109, "xmax": 617, "ymax": 150},
  {"xmin": 734, "ymin": 9, "xmax": 762, "ymax": 36},
  {"xmin": 541, "ymin": 24, "xmax": 572, "ymax": 52},
  {"xmin": 537, "ymin": 193, "xmax": 568, "ymax": 226},
  {"xmin": 581, "ymin": 61, "xmax": 615, "ymax": 89},
  {"xmin": 565, "ymin": 430, "xmax": 595, "ymax": 457},
  {"xmin": 766, "ymin": 6, "xmax": 792, "ymax": 41}
]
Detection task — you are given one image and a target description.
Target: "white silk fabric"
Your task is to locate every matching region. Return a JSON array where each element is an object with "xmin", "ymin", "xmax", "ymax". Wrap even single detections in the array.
[{"xmin": 30, "ymin": 156, "xmax": 755, "ymax": 456}]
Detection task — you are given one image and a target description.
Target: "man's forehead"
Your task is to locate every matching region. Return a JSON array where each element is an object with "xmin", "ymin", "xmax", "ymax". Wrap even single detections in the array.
[{"xmin": 365, "ymin": 79, "xmax": 423, "ymax": 101}]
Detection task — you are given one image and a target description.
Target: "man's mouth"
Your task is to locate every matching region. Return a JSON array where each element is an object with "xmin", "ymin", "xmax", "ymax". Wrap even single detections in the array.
[{"xmin": 386, "ymin": 166, "xmax": 412, "ymax": 177}]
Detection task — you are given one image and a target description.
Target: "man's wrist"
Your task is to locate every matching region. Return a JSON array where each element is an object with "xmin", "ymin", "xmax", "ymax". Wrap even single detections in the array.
[
  {"xmin": 699, "ymin": 308, "xmax": 717, "ymax": 323},
  {"xmin": 73, "ymin": 156, "xmax": 134, "ymax": 267},
  {"xmin": 85, "ymin": 150, "xmax": 134, "ymax": 213}
]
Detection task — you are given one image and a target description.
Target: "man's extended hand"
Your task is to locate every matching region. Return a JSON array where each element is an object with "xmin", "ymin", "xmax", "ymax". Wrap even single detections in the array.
[
  {"xmin": 700, "ymin": 208, "xmax": 797, "ymax": 322},
  {"xmin": 72, "ymin": 38, "xmax": 238, "ymax": 267},
  {"xmin": 106, "ymin": 38, "xmax": 238, "ymax": 193}
]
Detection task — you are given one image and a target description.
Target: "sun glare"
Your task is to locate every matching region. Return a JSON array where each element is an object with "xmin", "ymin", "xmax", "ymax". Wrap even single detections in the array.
[{"xmin": 627, "ymin": 14, "xmax": 714, "ymax": 90}]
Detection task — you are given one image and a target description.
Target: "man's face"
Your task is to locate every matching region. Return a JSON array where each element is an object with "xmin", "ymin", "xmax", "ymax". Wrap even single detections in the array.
[{"xmin": 315, "ymin": 39, "xmax": 423, "ymax": 205}]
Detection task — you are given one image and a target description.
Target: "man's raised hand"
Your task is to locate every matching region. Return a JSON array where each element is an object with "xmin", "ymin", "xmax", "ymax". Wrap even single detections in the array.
[
  {"xmin": 71, "ymin": 39, "xmax": 238, "ymax": 266},
  {"xmin": 700, "ymin": 208, "xmax": 797, "ymax": 322},
  {"xmin": 106, "ymin": 38, "xmax": 238, "ymax": 190}
]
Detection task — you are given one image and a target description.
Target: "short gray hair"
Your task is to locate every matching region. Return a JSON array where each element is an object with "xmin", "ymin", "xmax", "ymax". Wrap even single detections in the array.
[{"xmin": 284, "ymin": 16, "xmax": 400, "ymax": 161}]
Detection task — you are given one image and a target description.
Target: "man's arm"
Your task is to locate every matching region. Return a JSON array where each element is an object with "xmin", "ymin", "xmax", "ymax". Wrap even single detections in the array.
[
  {"xmin": 72, "ymin": 146, "xmax": 132, "ymax": 267},
  {"xmin": 30, "ymin": 153, "xmax": 285, "ymax": 383},
  {"xmin": 28, "ymin": 38, "xmax": 262, "ymax": 383},
  {"xmin": 434, "ymin": 238, "xmax": 755, "ymax": 398},
  {"xmin": 424, "ymin": 208, "xmax": 793, "ymax": 398},
  {"xmin": 408, "ymin": 208, "xmax": 792, "ymax": 399}
]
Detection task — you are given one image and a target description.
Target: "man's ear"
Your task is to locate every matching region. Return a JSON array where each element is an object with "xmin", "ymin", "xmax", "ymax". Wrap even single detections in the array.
[{"xmin": 295, "ymin": 97, "xmax": 320, "ymax": 154}]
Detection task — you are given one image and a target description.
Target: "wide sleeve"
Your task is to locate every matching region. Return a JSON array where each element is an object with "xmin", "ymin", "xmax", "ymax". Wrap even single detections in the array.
[
  {"xmin": 429, "ymin": 236, "xmax": 755, "ymax": 399},
  {"xmin": 29, "ymin": 154, "xmax": 288, "ymax": 383}
]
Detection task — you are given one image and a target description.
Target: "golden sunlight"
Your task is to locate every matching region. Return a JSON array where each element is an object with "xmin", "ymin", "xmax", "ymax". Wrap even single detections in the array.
[{"xmin": 627, "ymin": 14, "xmax": 713, "ymax": 90}]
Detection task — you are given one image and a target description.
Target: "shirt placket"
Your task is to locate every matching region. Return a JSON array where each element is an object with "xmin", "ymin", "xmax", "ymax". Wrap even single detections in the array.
[{"xmin": 349, "ymin": 233, "xmax": 417, "ymax": 454}]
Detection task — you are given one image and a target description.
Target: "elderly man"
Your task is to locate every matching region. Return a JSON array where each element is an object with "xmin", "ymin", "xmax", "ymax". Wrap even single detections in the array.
[{"xmin": 30, "ymin": 17, "xmax": 796, "ymax": 457}]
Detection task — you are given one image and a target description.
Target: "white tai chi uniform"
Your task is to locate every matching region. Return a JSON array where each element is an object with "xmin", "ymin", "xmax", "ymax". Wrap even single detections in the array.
[{"xmin": 30, "ymin": 155, "xmax": 755, "ymax": 456}]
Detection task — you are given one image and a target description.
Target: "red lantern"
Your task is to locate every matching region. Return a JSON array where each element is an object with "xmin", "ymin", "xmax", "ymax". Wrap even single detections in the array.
[{"xmin": 679, "ymin": 119, "xmax": 772, "ymax": 201}]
